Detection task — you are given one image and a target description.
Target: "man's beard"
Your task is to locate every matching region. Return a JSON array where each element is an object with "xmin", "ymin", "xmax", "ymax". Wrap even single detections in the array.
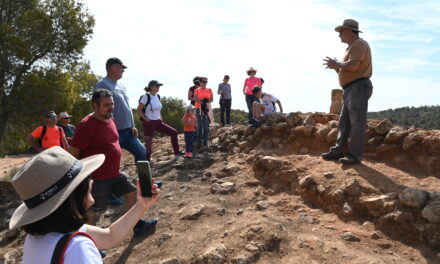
[{"xmin": 104, "ymin": 111, "xmax": 113, "ymax": 119}]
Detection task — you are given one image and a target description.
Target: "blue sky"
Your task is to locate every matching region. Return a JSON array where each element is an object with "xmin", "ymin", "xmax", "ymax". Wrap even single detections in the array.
[{"xmin": 82, "ymin": 0, "xmax": 440, "ymax": 113}]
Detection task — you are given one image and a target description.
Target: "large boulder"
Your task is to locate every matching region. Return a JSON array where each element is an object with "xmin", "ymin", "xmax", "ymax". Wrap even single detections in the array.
[
  {"xmin": 422, "ymin": 201, "xmax": 440, "ymax": 224},
  {"xmin": 384, "ymin": 127, "xmax": 408, "ymax": 143},
  {"xmin": 286, "ymin": 112, "xmax": 303, "ymax": 127},
  {"xmin": 361, "ymin": 194, "xmax": 397, "ymax": 216},
  {"xmin": 399, "ymin": 188, "xmax": 429, "ymax": 208},
  {"xmin": 375, "ymin": 119, "xmax": 393, "ymax": 135},
  {"xmin": 402, "ymin": 131, "xmax": 425, "ymax": 150}
]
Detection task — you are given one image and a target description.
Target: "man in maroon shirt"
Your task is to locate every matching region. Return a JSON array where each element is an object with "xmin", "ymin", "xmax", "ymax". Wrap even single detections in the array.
[{"xmin": 69, "ymin": 89, "xmax": 157, "ymax": 237}]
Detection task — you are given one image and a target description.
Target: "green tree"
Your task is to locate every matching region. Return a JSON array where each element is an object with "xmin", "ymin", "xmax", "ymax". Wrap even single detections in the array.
[
  {"xmin": 160, "ymin": 96, "xmax": 186, "ymax": 133},
  {"xmin": 0, "ymin": 0, "xmax": 95, "ymax": 153}
]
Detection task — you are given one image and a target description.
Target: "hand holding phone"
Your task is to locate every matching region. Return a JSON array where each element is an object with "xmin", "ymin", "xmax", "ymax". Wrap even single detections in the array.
[{"xmin": 136, "ymin": 161, "xmax": 153, "ymax": 197}]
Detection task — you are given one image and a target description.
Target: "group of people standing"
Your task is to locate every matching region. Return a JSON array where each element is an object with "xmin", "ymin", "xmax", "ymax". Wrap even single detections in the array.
[{"xmin": 13, "ymin": 17, "xmax": 374, "ymax": 263}]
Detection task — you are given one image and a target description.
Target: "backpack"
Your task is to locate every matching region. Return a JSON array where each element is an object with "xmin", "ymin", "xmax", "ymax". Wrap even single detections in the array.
[
  {"xmin": 138, "ymin": 93, "xmax": 160, "ymax": 120},
  {"xmin": 51, "ymin": 231, "xmax": 98, "ymax": 264},
  {"xmin": 39, "ymin": 125, "xmax": 65, "ymax": 149}
]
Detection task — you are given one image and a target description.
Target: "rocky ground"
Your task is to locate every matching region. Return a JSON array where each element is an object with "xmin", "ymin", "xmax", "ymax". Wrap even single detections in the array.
[{"xmin": 1, "ymin": 114, "xmax": 440, "ymax": 263}]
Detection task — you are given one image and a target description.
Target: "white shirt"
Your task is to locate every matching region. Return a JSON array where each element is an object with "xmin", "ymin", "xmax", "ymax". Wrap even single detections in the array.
[
  {"xmin": 22, "ymin": 225, "xmax": 102, "ymax": 264},
  {"xmin": 140, "ymin": 94, "xmax": 162, "ymax": 120},
  {"xmin": 260, "ymin": 93, "xmax": 278, "ymax": 113}
]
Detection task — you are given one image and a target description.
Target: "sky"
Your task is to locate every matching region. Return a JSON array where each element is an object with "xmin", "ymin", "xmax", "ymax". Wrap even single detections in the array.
[{"xmin": 82, "ymin": 0, "xmax": 440, "ymax": 113}]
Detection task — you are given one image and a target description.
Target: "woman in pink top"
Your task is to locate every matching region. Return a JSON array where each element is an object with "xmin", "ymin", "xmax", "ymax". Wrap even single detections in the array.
[{"xmin": 243, "ymin": 67, "xmax": 262, "ymax": 122}]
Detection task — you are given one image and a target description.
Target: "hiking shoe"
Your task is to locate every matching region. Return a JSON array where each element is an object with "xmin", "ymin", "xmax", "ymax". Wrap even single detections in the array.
[
  {"xmin": 108, "ymin": 194, "xmax": 123, "ymax": 206},
  {"xmin": 99, "ymin": 249, "xmax": 107, "ymax": 258},
  {"xmin": 188, "ymin": 152, "xmax": 193, "ymax": 158},
  {"xmin": 339, "ymin": 156, "xmax": 361, "ymax": 165},
  {"xmin": 321, "ymin": 151, "xmax": 344, "ymax": 161},
  {"xmin": 184, "ymin": 152, "xmax": 189, "ymax": 158},
  {"xmin": 133, "ymin": 219, "xmax": 158, "ymax": 237},
  {"xmin": 175, "ymin": 152, "xmax": 185, "ymax": 158}
]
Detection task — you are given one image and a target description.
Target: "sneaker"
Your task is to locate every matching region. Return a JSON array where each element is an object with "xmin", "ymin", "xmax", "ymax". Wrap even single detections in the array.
[
  {"xmin": 99, "ymin": 249, "xmax": 107, "ymax": 258},
  {"xmin": 184, "ymin": 152, "xmax": 189, "ymax": 158},
  {"xmin": 187, "ymin": 152, "xmax": 193, "ymax": 158},
  {"xmin": 108, "ymin": 194, "xmax": 123, "ymax": 205},
  {"xmin": 321, "ymin": 151, "xmax": 344, "ymax": 161},
  {"xmin": 133, "ymin": 219, "xmax": 158, "ymax": 237},
  {"xmin": 175, "ymin": 152, "xmax": 185, "ymax": 158}
]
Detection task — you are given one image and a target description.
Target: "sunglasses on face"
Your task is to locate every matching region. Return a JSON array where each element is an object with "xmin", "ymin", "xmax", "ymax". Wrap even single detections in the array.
[{"xmin": 200, "ymin": 80, "xmax": 208, "ymax": 83}]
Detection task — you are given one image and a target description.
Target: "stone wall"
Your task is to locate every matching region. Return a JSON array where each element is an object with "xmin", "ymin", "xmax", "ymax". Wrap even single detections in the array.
[{"xmin": 212, "ymin": 112, "xmax": 440, "ymax": 175}]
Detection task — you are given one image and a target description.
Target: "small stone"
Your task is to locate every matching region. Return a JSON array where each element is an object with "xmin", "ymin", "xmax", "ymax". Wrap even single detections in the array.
[
  {"xmin": 227, "ymin": 221, "xmax": 233, "ymax": 225},
  {"xmin": 298, "ymin": 175, "xmax": 316, "ymax": 189},
  {"xmin": 340, "ymin": 231, "xmax": 360, "ymax": 242},
  {"xmin": 180, "ymin": 204, "xmax": 205, "ymax": 220},
  {"xmin": 158, "ymin": 233, "xmax": 173, "ymax": 246},
  {"xmin": 341, "ymin": 202, "xmax": 353, "ymax": 216},
  {"xmin": 377, "ymin": 243, "xmax": 392, "ymax": 249},
  {"xmin": 324, "ymin": 172, "xmax": 334, "ymax": 179},
  {"xmin": 255, "ymin": 201, "xmax": 270, "ymax": 210},
  {"xmin": 245, "ymin": 243, "xmax": 260, "ymax": 252},
  {"xmin": 371, "ymin": 231, "xmax": 383, "ymax": 240},
  {"xmin": 236, "ymin": 209, "xmax": 244, "ymax": 215},
  {"xmin": 341, "ymin": 179, "xmax": 361, "ymax": 196},
  {"xmin": 5, "ymin": 229, "xmax": 19, "ymax": 239},
  {"xmin": 217, "ymin": 208, "xmax": 226, "ymax": 216}
]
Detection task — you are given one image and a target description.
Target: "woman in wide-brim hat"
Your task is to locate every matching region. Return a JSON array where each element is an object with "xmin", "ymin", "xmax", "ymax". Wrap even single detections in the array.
[
  {"xmin": 243, "ymin": 67, "xmax": 262, "ymax": 122},
  {"xmin": 10, "ymin": 147, "xmax": 159, "ymax": 263}
]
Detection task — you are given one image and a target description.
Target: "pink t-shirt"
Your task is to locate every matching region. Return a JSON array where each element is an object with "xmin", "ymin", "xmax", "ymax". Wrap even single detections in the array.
[{"xmin": 244, "ymin": 77, "xmax": 262, "ymax": 95}]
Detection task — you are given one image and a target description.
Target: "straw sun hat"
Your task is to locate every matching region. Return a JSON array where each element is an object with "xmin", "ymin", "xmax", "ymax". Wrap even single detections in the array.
[
  {"xmin": 246, "ymin": 67, "xmax": 257, "ymax": 75},
  {"xmin": 9, "ymin": 146, "xmax": 104, "ymax": 229}
]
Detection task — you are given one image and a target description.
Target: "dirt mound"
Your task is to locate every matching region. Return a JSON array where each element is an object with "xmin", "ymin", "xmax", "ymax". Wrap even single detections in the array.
[{"xmin": 1, "ymin": 113, "xmax": 440, "ymax": 263}]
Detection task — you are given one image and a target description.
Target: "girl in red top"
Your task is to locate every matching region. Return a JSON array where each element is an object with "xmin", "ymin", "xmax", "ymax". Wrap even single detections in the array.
[
  {"xmin": 243, "ymin": 67, "xmax": 262, "ymax": 122},
  {"xmin": 183, "ymin": 105, "xmax": 197, "ymax": 157}
]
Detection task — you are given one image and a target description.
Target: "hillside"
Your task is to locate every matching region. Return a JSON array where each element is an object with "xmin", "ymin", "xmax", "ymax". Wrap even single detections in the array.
[
  {"xmin": 1, "ymin": 112, "xmax": 440, "ymax": 263},
  {"xmin": 368, "ymin": 105, "xmax": 440, "ymax": 130}
]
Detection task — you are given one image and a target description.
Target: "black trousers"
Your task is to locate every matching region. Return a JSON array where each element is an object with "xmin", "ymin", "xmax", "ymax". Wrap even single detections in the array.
[{"xmin": 219, "ymin": 99, "xmax": 232, "ymax": 125}]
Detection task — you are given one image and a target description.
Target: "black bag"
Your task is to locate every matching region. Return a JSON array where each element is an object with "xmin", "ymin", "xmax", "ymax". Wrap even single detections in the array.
[
  {"xmin": 39, "ymin": 125, "xmax": 65, "ymax": 149},
  {"xmin": 139, "ymin": 93, "xmax": 160, "ymax": 121}
]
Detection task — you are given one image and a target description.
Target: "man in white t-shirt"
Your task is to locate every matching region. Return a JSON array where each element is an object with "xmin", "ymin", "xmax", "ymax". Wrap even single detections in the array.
[{"xmin": 250, "ymin": 86, "xmax": 283, "ymax": 127}]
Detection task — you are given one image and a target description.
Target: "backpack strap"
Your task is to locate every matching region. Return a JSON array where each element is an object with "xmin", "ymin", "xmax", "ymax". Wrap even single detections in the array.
[
  {"xmin": 39, "ymin": 125, "xmax": 47, "ymax": 147},
  {"xmin": 57, "ymin": 126, "xmax": 65, "ymax": 149},
  {"xmin": 51, "ymin": 231, "xmax": 97, "ymax": 264}
]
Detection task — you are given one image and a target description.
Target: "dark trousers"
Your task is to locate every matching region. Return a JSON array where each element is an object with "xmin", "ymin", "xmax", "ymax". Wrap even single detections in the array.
[
  {"xmin": 184, "ymin": 131, "xmax": 195, "ymax": 152},
  {"xmin": 245, "ymin": 94, "xmax": 257, "ymax": 120},
  {"xmin": 330, "ymin": 79, "xmax": 373, "ymax": 160},
  {"xmin": 219, "ymin": 99, "xmax": 232, "ymax": 126},
  {"xmin": 142, "ymin": 120, "xmax": 180, "ymax": 161},
  {"xmin": 195, "ymin": 108, "xmax": 210, "ymax": 146}
]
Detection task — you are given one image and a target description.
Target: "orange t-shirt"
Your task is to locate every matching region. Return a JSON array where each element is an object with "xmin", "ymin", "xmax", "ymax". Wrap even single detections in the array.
[
  {"xmin": 31, "ymin": 125, "xmax": 65, "ymax": 149},
  {"xmin": 194, "ymin": 88, "xmax": 213, "ymax": 108},
  {"xmin": 183, "ymin": 115, "xmax": 197, "ymax": 132}
]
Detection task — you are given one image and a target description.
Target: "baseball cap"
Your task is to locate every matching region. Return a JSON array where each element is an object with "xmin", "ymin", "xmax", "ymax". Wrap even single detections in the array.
[
  {"xmin": 148, "ymin": 80, "xmax": 163, "ymax": 87},
  {"xmin": 106, "ymin": 57, "xmax": 127, "ymax": 69},
  {"xmin": 59, "ymin": 112, "xmax": 72, "ymax": 118},
  {"xmin": 46, "ymin": 111, "xmax": 57, "ymax": 118}
]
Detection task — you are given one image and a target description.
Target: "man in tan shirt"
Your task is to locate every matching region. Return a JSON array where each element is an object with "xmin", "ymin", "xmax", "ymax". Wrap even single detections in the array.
[{"xmin": 321, "ymin": 19, "xmax": 373, "ymax": 165}]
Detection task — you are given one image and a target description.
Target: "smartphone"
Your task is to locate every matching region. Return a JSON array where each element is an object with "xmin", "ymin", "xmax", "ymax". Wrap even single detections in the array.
[{"xmin": 136, "ymin": 160, "xmax": 153, "ymax": 197}]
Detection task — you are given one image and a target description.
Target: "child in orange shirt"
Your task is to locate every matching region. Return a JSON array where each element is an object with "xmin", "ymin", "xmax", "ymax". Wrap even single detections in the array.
[{"xmin": 183, "ymin": 105, "xmax": 197, "ymax": 158}]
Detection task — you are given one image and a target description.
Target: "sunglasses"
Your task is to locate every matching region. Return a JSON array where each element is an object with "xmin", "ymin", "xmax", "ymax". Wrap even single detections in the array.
[
  {"xmin": 200, "ymin": 80, "xmax": 208, "ymax": 83},
  {"xmin": 248, "ymin": 71, "xmax": 256, "ymax": 74}
]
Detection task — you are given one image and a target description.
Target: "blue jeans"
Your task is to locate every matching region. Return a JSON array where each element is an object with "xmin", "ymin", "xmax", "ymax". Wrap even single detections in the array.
[
  {"xmin": 196, "ymin": 108, "xmax": 210, "ymax": 146},
  {"xmin": 118, "ymin": 128, "xmax": 147, "ymax": 162},
  {"xmin": 245, "ymin": 94, "xmax": 258, "ymax": 120},
  {"xmin": 184, "ymin": 131, "xmax": 196, "ymax": 152}
]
